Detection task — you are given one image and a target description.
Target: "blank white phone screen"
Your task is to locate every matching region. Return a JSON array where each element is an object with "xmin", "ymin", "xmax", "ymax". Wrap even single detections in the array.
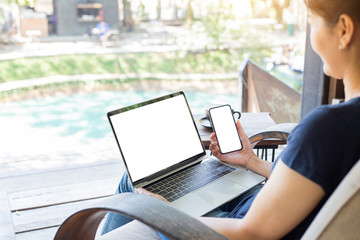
[{"xmin": 209, "ymin": 105, "xmax": 242, "ymax": 154}]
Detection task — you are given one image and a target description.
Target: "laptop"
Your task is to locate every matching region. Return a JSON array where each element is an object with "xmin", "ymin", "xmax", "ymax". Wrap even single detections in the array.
[{"xmin": 107, "ymin": 91, "xmax": 265, "ymax": 217}]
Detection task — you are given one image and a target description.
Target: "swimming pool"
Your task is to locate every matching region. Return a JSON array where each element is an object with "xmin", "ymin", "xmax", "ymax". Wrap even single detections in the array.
[
  {"xmin": 0, "ymin": 90, "xmax": 238, "ymax": 170},
  {"xmin": 0, "ymin": 90, "xmax": 238, "ymax": 139}
]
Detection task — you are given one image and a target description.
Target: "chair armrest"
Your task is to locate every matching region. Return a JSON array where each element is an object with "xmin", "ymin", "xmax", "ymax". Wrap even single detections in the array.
[
  {"xmin": 249, "ymin": 123, "xmax": 297, "ymax": 148},
  {"xmin": 54, "ymin": 193, "xmax": 228, "ymax": 240}
]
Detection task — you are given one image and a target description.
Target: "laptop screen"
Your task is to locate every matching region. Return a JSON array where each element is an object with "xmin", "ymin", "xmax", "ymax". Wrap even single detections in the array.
[{"xmin": 108, "ymin": 92, "xmax": 205, "ymax": 185}]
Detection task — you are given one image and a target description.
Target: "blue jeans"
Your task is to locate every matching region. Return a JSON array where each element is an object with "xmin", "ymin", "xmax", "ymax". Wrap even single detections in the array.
[{"xmin": 101, "ymin": 173, "xmax": 263, "ymax": 239}]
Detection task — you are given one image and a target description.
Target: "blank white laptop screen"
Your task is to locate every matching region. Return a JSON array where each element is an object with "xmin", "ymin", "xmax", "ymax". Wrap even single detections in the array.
[{"xmin": 109, "ymin": 94, "xmax": 204, "ymax": 183}]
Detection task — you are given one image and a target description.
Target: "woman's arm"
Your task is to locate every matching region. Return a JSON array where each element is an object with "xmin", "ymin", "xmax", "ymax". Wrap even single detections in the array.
[
  {"xmin": 209, "ymin": 120, "xmax": 272, "ymax": 178},
  {"xmin": 246, "ymin": 154, "xmax": 273, "ymax": 179},
  {"xmin": 198, "ymin": 159, "xmax": 325, "ymax": 240}
]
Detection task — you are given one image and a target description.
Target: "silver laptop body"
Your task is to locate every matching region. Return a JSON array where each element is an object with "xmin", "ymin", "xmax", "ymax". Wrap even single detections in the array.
[{"xmin": 107, "ymin": 91, "xmax": 265, "ymax": 217}]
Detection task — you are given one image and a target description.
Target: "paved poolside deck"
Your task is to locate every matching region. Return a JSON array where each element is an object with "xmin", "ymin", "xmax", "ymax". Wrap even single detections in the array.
[
  {"xmin": 6, "ymin": 165, "xmax": 122, "ymax": 239},
  {"xmin": 0, "ymin": 132, "xmax": 125, "ymax": 239}
]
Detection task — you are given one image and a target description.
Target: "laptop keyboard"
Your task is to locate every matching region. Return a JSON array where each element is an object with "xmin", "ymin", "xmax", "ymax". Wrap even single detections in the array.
[{"xmin": 145, "ymin": 161, "xmax": 235, "ymax": 202}]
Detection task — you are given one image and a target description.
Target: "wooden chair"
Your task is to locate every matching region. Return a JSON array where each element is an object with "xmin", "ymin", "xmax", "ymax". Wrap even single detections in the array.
[
  {"xmin": 301, "ymin": 159, "xmax": 360, "ymax": 240},
  {"xmin": 239, "ymin": 59, "xmax": 301, "ymax": 123},
  {"xmin": 54, "ymin": 156, "xmax": 360, "ymax": 240}
]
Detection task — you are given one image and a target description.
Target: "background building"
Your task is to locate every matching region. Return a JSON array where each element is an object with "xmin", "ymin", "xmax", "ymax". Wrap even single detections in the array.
[{"xmin": 54, "ymin": 0, "xmax": 119, "ymax": 36}]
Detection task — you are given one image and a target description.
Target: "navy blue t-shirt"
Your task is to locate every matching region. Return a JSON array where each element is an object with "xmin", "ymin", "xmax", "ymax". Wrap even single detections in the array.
[
  {"xmin": 274, "ymin": 97, "xmax": 360, "ymax": 239},
  {"xmin": 226, "ymin": 97, "xmax": 360, "ymax": 239}
]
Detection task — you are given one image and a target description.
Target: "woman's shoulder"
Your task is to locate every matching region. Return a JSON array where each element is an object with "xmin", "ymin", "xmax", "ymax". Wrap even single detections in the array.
[
  {"xmin": 298, "ymin": 97, "xmax": 360, "ymax": 134},
  {"xmin": 280, "ymin": 99, "xmax": 360, "ymax": 194}
]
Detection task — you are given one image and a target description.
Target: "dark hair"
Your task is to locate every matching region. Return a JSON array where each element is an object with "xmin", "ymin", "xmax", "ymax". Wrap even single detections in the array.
[{"xmin": 305, "ymin": 0, "xmax": 360, "ymax": 26}]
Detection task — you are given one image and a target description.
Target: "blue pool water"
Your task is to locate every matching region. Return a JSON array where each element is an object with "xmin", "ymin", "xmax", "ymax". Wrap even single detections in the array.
[{"xmin": 0, "ymin": 90, "xmax": 239, "ymax": 141}]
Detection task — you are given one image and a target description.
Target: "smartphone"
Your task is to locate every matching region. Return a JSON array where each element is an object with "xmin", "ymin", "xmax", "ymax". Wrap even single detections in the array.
[{"xmin": 208, "ymin": 105, "xmax": 242, "ymax": 154}]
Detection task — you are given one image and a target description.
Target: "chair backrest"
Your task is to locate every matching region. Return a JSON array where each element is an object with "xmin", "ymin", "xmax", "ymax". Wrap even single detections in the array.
[
  {"xmin": 239, "ymin": 59, "xmax": 301, "ymax": 123},
  {"xmin": 301, "ymin": 160, "xmax": 360, "ymax": 240}
]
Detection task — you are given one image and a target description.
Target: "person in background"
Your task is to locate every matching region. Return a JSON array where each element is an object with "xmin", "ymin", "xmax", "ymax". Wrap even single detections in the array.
[
  {"xmin": 94, "ymin": 20, "xmax": 119, "ymax": 47},
  {"xmin": 96, "ymin": 20, "xmax": 111, "ymax": 37}
]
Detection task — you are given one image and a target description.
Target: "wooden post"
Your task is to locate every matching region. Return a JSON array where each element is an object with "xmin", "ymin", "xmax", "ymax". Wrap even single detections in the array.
[
  {"xmin": 301, "ymin": 24, "xmax": 327, "ymax": 118},
  {"xmin": 301, "ymin": 24, "xmax": 344, "ymax": 118}
]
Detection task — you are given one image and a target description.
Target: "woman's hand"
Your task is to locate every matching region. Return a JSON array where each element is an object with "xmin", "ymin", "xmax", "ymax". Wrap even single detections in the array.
[
  {"xmin": 209, "ymin": 120, "xmax": 256, "ymax": 168},
  {"xmin": 135, "ymin": 188, "xmax": 169, "ymax": 203}
]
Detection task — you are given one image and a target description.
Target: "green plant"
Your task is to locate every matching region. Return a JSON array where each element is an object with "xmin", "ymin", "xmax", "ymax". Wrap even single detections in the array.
[{"xmin": 0, "ymin": 50, "xmax": 253, "ymax": 82}]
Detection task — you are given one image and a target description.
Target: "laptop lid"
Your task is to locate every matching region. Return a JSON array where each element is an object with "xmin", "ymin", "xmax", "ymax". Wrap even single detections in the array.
[{"xmin": 107, "ymin": 91, "xmax": 206, "ymax": 187}]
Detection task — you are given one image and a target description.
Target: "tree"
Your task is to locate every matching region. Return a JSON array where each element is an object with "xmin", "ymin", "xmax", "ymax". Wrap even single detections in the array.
[
  {"xmin": 157, "ymin": 0, "xmax": 161, "ymax": 20},
  {"xmin": 200, "ymin": 0, "xmax": 234, "ymax": 50},
  {"xmin": 271, "ymin": 0, "xmax": 291, "ymax": 23},
  {"xmin": 122, "ymin": 0, "xmax": 134, "ymax": 31},
  {"xmin": 249, "ymin": 0, "xmax": 292, "ymax": 23},
  {"xmin": 186, "ymin": 0, "xmax": 193, "ymax": 25}
]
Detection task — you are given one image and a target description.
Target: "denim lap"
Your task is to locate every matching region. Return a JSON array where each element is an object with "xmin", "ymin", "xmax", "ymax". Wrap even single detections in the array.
[{"xmin": 101, "ymin": 173, "xmax": 135, "ymax": 235}]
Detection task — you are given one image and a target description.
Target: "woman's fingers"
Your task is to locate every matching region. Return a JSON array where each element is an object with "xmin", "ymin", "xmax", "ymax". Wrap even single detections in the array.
[
  {"xmin": 236, "ymin": 120, "xmax": 247, "ymax": 139},
  {"xmin": 136, "ymin": 188, "xmax": 169, "ymax": 203},
  {"xmin": 209, "ymin": 142, "xmax": 223, "ymax": 159},
  {"xmin": 236, "ymin": 120, "xmax": 252, "ymax": 147},
  {"xmin": 135, "ymin": 188, "xmax": 149, "ymax": 195},
  {"xmin": 209, "ymin": 141, "xmax": 218, "ymax": 153},
  {"xmin": 210, "ymin": 132, "xmax": 217, "ymax": 142}
]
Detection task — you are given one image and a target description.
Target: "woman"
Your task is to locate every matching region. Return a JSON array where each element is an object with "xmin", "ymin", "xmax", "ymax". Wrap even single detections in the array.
[{"xmin": 102, "ymin": 0, "xmax": 360, "ymax": 239}]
